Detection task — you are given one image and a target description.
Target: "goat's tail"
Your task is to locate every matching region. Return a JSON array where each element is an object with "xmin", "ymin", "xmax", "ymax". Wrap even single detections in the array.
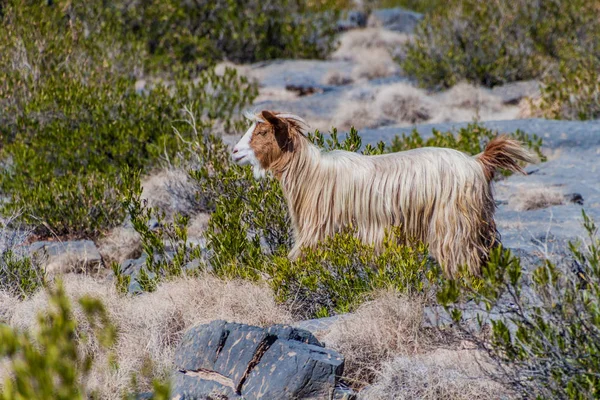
[{"xmin": 476, "ymin": 135, "xmax": 538, "ymax": 181}]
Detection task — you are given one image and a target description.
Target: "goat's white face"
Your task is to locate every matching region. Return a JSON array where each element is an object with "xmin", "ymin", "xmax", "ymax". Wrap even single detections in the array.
[{"xmin": 232, "ymin": 121, "xmax": 266, "ymax": 179}]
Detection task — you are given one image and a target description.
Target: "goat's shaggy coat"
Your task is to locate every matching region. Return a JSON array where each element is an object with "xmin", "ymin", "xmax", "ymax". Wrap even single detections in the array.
[{"xmin": 232, "ymin": 111, "xmax": 536, "ymax": 277}]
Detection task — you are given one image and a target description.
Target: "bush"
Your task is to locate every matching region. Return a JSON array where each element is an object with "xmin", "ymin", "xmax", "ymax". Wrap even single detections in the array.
[
  {"xmin": 437, "ymin": 211, "xmax": 600, "ymax": 399},
  {"xmin": 121, "ymin": 0, "xmax": 339, "ymax": 67},
  {"xmin": 537, "ymin": 56, "xmax": 600, "ymax": 120},
  {"xmin": 116, "ymin": 168, "xmax": 204, "ymax": 293},
  {"xmin": 389, "ymin": 122, "xmax": 547, "ymax": 175},
  {"xmin": 0, "ymin": 250, "xmax": 45, "ymax": 300},
  {"xmin": 0, "ymin": 0, "xmax": 257, "ymax": 238},
  {"xmin": 270, "ymin": 229, "xmax": 434, "ymax": 318},
  {"xmin": 403, "ymin": 0, "xmax": 600, "ymax": 89}
]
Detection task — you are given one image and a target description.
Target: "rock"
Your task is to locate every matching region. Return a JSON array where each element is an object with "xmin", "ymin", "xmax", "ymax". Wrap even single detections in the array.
[
  {"xmin": 173, "ymin": 320, "xmax": 354, "ymax": 399},
  {"xmin": 564, "ymin": 192, "xmax": 584, "ymax": 205},
  {"xmin": 490, "ymin": 80, "xmax": 541, "ymax": 105},
  {"xmin": 29, "ymin": 240, "xmax": 103, "ymax": 274},
  {"xmin": 120, "ymin": 255, "xmax": 148, "ymax": 277},
  {"xmin": 294, "ymin": 315, "xmax": 349, "ymax": 335},
  {"xmin": 367, "ymin": 7, "xmax": 423, "ymax": 33},
  {"xmin": 337, "ymin": 10, "xmax": 368, "ymax": 31}
]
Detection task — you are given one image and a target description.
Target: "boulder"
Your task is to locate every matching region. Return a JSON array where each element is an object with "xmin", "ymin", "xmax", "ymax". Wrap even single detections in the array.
[
  {"xmin": 172, "ymin": 320, "xmax": 354, "ymax": 399},
  {"xmin": 29, "ymin": 240, "xmax": 103, "ymax": 274},
  {"xmin": 367, "ymin": 7, "xmax": 423, "ymax": 33},
  {"xmin": 337, "ymin": 10, "xmax": 368, "ymax": 31}
]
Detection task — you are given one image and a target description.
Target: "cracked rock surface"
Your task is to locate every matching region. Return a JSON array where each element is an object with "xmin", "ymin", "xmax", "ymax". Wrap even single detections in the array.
[{"xmin": 172, "ymin": 320, "xmax": 354, "ymax": 399}]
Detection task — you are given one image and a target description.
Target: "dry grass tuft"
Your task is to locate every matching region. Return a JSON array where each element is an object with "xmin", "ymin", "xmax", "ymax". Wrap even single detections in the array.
[
  {"xmin": 0, "ymin": 290, "xmax": 19, "ymax": 323},
  {"xmin": 324, "ymin": 70, "xmax": 354, "ymax": 86},
  {"xmin": 141, "ymin": 168, "xmax": 200, "ymax": 219},
  {"xmin": 331, "ymin": 28, "xmax": 410, "ymax": 63},
  {"xmin": 362, "ymin": 348, "xmax": 512, "ymax": 400},
  {"xmin": 351, "ymin": 48, "xmax": 401, "ymax": 81},
  {"xmin": 97, "ymin": 226, "xmax": 142, "ymax": 265},
  {"xmin": 321, "ymin": 291, "xmax": 443, "ymax": 388},
  {"xmin": 331, "ymin": 82, "xmax": 434, "ymax": 130},
  {"xmin": 509, "ymin": 187, "xmax": 565, "ymax": 211},
  {"xmin": 329, "ymin": 80, "xmax": 520, "ymax": 130},
  {"xmin": 2, "ymin": 274, "xmax": 291, "ymax": 399},
  {"xmin": 435, "ymin": 82, "xmax": 504, "ymax": 113},
  {"xmin": 517, "ymin": 96, "xmax": 545, "ymax": 119},
  {"xmin": 187, "ymin": 213, "xmax": 211, "ymax": 239}
]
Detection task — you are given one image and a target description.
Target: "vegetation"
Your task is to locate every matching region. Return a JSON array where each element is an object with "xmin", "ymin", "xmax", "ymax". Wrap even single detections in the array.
[
  {"xmin": 403, "ymin": 0, "xmax": 600, "ymax": 89},
  {"xmin": 389, "ymin": 123, "xmax": 547, "ymax": 172},
  {"xmin": 537, "ymin": 57, "xmax": 600, "ymax": 120},
  {"xmin": 0, "ymin": 249, "xmax": 45, "ymax": 300},
  {"xmin": 437, "ymin": 211, "xmax": 600, "ymax": 399},
  {"xmin": 0, "ymin": 0, "xmax": 344, "ymax": 239},
  {"xmin": 270, "ymin": 229, "xmax": 434, "ymax": 318}
]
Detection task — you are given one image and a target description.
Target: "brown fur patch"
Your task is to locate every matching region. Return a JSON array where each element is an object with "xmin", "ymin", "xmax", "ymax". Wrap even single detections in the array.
[
  {"xmin": 477, "ymin": 135, "xmax": 537, "ymax": 181},
  {"xmin": 249, "ymin": 111, "xmax": 303, "ymax": 178}
]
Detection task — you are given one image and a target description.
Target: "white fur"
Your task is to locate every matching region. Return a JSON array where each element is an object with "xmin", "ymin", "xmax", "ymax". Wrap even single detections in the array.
[{"xmin": 232, "ymin": 121, "xmax": 265, "ymax": 179}]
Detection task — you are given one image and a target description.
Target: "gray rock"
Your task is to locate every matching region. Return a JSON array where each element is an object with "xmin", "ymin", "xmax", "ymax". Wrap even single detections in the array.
[
  {"xmin": 490, "ymin": 80, "xmax": 541, "ymax": 105},
  {"xmin": 29, "ymin": 240, "xmax": 103, "ymax": 271},
  {"xmin": 337, "ymin": 10, "xmax": 368, "ymax": 31},
  {"xmin": 294, "ymin": 315, "xmax": 349, "ymax": 335},
  {"xmin": 120, "ymin": 255, "xmax": 148, "ymax": 277},
  {"xmin": 242, "ymin": 339, "xmax": 344, "ymax": 399},
  {"xmin": 367, "ymin": 7, "xmax": 423, "ymax": 33},
  {"xmin": 173, "ymin": 320, "xmax": 353, "ymax": 399}
]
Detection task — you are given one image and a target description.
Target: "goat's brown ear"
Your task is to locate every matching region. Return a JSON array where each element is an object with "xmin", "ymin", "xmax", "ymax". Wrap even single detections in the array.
[{"xmin": 262, "ymin": 110, "xmax": 284, "ymax": 128}]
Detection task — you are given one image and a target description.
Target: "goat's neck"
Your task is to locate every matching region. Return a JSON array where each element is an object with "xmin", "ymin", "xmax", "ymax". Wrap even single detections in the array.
[{"xmin": 276, "ymin": 141, "xmax": 322, "ymax": 216}]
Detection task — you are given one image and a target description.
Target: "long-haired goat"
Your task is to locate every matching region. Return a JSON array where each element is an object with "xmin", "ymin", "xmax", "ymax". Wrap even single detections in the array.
[{"xmin": 232, "ymin": 110, "xmax": 536, "ymax": 277}]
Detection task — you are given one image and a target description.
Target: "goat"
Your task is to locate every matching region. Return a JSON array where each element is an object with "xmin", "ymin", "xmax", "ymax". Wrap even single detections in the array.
[{"xmin": 232, "ymin": 110, "xmax": 536, "ymax": 277}]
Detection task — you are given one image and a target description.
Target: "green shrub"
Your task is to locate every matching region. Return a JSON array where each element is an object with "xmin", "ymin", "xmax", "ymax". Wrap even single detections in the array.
[
  {"xmin": 403, "ymin": 0, "xmax": 600, "ymax": 89},
  {"xmin": 121, "ymin": 0, "xmax": 339, "ymax": 67},
  {"xmin": 270, "ymin": 228, "xmax": 434, "ymax": 318},
  {"xmin": 538, "ymin": 56, "xmax": 600, "ymax": 120},
  {"xmin": 389, "ymin": 122, "xmax": 547, "ymax": 175},
  {"xmin": 0, "ymin": 249, "xmax": 45, "ymax": 300},
  {"xmin": 0, "ymin": 0, "xmax": 257, "ymax": 238},
  {"xmin": 118, "ymin": 168, "xmax": 204, "ymax": 293},
  {"xmin": 437, "ymin": 211, "xmax": 600, "ymax": 399}
]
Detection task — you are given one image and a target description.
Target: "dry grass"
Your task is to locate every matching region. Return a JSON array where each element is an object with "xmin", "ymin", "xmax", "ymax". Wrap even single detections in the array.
[
  {"xmin": 351, "ymin": 48, "xmax": 401, "ymax": 81},
  {"xmin": 435, "ymin": 82, "xmax": 504, "ymax": 113},
  {"xmin": 97, "ymin": 226, "xmax": 142, "ymax": 265},
  {"xmin": 331, "ymin": 28, "xmax": 410, "ymax": 63},
  {"xmin": 331, "ymin": 82, "xmax": 434, "ymax": 130},
  {"xmin": 1, "ymin": 274, "xmax": 291, "ymax": 399},
  {"xmin": 141, "ymin": 168, "xmax": 200, "ymax": 219},
  {"xmin": 509, "ymin": 187, "xmax": 565, "ymax": 211},
  {"xmin": 330, "ymin": 80, "xmax": 520, "ymax": 130},
  {"xmin": 324, "ymin": 70, "xmax": 354, "ymax": 86},
  {"xmin": 0, "ymin": 290, "xmax": 19, "ymax": 323},
  {"xmin": 362, "ymin": 348, "xmax": 512, "ymax": 400},
  {"xmin": 321, "ymin": 291, "xmax": 445, "ymax": 388},
  {"xmin": 187, "ymin": 213, "xmax": 211, "ymax": 239},
  {"xmin": 331, "ymin": 29, "xmax": 408, "ymax": 83},
  {"xmin": 517, "ymin": 96, "xmax": 545, "ymax": 119}
]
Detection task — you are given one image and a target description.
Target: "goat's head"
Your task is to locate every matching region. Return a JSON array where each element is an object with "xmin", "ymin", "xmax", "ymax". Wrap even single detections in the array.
[{"xmin": 232, "ymin": 110, "xmax": 307, "ymax": 178}]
